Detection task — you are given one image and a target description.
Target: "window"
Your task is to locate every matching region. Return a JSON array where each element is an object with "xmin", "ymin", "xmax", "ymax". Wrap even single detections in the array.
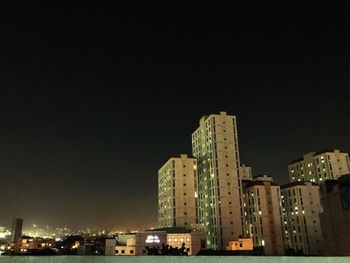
[
  {"xmin": 130, "ymin": 250, "xmax": 134, "ymax": 254},
  {"xmin": 121, "ymin": 250, "xmax": 125, "ymax": 254},
  {"xmin": 115, "ymin": 250, "xmax": 119, "ymax": 254}
]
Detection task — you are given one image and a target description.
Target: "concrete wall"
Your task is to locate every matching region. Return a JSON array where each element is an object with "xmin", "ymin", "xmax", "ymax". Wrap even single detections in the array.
[{"xmin": 1, "ymin": 256, "xmax": 349, "ymax": 263}]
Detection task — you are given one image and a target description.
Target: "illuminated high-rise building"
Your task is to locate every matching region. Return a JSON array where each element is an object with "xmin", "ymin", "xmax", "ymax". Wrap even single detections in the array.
[
  {"xmin": 158, "ymin": 154, "xmax": 198, "ymax": 228},
  {"xmin": 11, "ymin": 218, "xmax": 23, "ymax": 243},
  {"xmin": 281, "ymin": 182, "xmax": 324, "ymax": 255},
  {"xmin": 192, "ymin": 111, "xmax": 243, "ymax": 249},
  {"xmin": 243, "ymin": 175, "xmax": 284, "ymax": 255},
  {"xmin": 288, "ymin": 150, "xmax": 350, "ymax": 184}
]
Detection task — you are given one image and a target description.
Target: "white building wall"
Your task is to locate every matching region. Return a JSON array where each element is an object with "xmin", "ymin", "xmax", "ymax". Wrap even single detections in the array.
[
  {"xmin": 192, "ymin": 112, "xmax": 243, "ymax": 250},
  {"xmin": 158, "ymin": 155, "xmax": 198, "ymax": 228}
]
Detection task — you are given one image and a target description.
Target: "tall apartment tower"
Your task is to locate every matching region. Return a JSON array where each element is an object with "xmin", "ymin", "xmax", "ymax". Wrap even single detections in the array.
[
  {"xmin": 11, "ymin": 218, "xmax": 23, "ymax": 243},
  {"xmin": 319, "ymin": 175, "xmax": 350, "ymax": 256},
  {"xmin": 281, "ymin": 182, "xmax": 324, "ymax": 255},
  {"xmin": 243, "ymin": 175, "xmax": 284, "ymax": 255},
  {"xmin": 192, "ymin": 111, "xmax": 243, "ymax": 249},
  {"xmin": 158, "ymin": 154, "xmax": 198, "ymax": 228},
  {"xmin": 288, "ymin": 150, "xmax": 350, "ymax": 184}
]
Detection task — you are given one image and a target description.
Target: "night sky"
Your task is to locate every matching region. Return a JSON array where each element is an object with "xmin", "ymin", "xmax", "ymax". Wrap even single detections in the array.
[{"xmin": 1, "ymin": 1, "xmax": 350, "ymax": 231}]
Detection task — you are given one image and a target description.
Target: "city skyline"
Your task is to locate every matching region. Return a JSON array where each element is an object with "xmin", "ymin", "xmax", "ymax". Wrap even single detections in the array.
[{"xmin": 1, "ymin": 2, "xmax": 350, "ymax": 230}]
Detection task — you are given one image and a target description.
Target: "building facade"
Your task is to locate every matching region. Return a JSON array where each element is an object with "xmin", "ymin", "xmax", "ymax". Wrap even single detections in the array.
[
  {"xmin": 16, "ymin": 237, "xmax": 54, "ymax": 253},
  {"xmin": 288, "ymin": 150, "xmax": 350, "ymax": 184},
  {"xmin": 113, "ymin": 229, "xmax": 206, "ymax": 256},
  {"xmin": 281, "ymin": 182, "xmax": 324, "ymax": 255},
  {"xmin": 11, "ymin": 218, "xmax": 23, "ymax": 243},
  {"xmin": 192, "ymin": 111, "xmax": 243, "ymax": 249},
  {"xmin": 240, "ymin": 164, "xmax": 253, "ymax": 180},
  {"xmin": 115, "ymin": 231, "xmax": 167, "ymax": 256},
  {"xmin": 158, "ymin": 154, "xmax": 198, "ymax": 228},
  {"xmin": 243, "ymin": 175, "xmax": 284, "ymax": 255},
  {"xmin": 165, "ymin": 228, "xmax": 207, "ymax": 255},
  {"xmin": 319, "ymin": 175, "xmax": 350, "ymax": 256},
  {"xmin": 226, "ymin": 237, "xmax": 253, "ymax": 251}
]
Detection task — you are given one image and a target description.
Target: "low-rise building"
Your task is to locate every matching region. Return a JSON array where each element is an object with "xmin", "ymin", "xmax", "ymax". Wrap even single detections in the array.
[
  {"xmin": 226, "ymin": 237, "xmax": 253, "ymax": 251},
  {"xmin": 114, "ymin": 231, "xmax": 167, "ymax": 256},
  {"xmin": 15, "ymin": 237, "xmax": 55, "ymax": 253},
  {"xmin": 105, "ymin": 239, "xmax": 116, "ymax": 256},
  {"xmin": 157, "ymin": 227, "xmax": 207, "ymax": 255},
  {"xmin": 111, "ymin": 228, "xmax": 207, "ymax": 256}
]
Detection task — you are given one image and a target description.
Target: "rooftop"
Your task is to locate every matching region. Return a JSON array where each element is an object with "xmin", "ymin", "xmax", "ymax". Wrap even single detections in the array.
[
  {"xmin": 289, "ymin": 149, "xmax": 347, "ymax": 165},
  {"xmin": 245, "ymin": 181, "xmax": 279, "ymax": 188},
  {"xmin": 149, "ymin": 227, "xmax": 192, "ymax": 234},
  {"xmin": 281, "ymin": 181, "xmax": 318, "ymax": 190}
]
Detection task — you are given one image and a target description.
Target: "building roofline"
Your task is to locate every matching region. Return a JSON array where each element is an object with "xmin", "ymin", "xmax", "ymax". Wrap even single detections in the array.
[
  {"xmin": 288, "ymin": 158, "xmax": 304, "ymax": 165},
  {"xmin": 148, "ymin": 227, "xmax": 192, "ymax": 233},
  {"xmin": 288, "ymin": 149, "xmax": 347, "ymax": 165},
  {"xmin": 245, "ymin": 181, "xmax": 279, "ymax": 188},
  {"xmin": 313, "ymin": 149, "xmax": 346, "ymax": 156},
  {"xmin": 253, "ymin": 174, "xmax": 272, "ymax": 179},
  {"xmin": 281, "ymin": 181, "xmax": 318, "ymax": 189}
]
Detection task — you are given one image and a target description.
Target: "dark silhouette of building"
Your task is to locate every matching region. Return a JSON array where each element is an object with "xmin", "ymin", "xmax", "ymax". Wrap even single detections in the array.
[
  {"xmin": 320, "ymin": 175, "xmax": 350, "ymax": 256},
  {"xmin": 11, "ymin": 218, "xmax": 23, "ymax": 243}
]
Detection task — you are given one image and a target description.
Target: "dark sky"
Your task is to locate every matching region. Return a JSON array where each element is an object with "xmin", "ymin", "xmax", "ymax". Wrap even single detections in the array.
[{"xmin": 1, "ymin": 1, "xmax": 350, "ymax": 231}]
